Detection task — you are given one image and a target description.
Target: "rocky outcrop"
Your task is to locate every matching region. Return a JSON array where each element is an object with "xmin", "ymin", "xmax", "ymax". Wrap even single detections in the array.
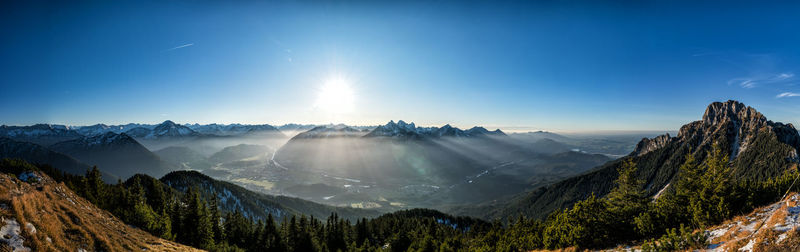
[{"xmin": 632, "ymin": 133, "xmax": 673, "ymax": 156}]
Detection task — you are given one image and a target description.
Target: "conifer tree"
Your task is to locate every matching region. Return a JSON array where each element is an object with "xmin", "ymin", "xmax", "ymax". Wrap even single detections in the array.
[{"xmin": 606, "ymin": 158, "xmax": 647, "ymax": 241}]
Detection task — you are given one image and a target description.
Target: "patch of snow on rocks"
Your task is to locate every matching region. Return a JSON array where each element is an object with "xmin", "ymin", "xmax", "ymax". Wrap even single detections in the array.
[
  {"xmin": 24, "ymin": 222, "xmax": 35, "ymax": 234},
  {"xmin": 0, "ymin": 218, "xmax": 31, "ymax": 252}
]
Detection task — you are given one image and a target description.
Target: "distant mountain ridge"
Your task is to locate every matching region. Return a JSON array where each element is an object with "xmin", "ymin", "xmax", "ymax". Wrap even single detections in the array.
[
  {"xmin": 364, "ymin": 120, "xmax": 505, "ymax": 139},
  {"xmin": 292, "ymin": 125, "xmax": 367, "ymax": 139},
  {"xmin": 124, "ymin": 120, "xmax": 200, "ymax": 140},
  {"xmin": 0, "ymin": 124, "xmax": 83, "ymax": 146},
  {"xmin": 185, "ymin": 123, "xmax": 283, "ymax": 137},
  {"xmin": 0, "ymin": 121, "xmax": 284, "ymax": 139}
]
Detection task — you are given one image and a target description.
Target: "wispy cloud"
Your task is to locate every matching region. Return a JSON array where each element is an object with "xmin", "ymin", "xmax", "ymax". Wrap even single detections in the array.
[
  {"xmin": 777, "ymin": 92, "xmax": 800, "ymax": 98},
  {"xmin": 163, "ymin": 43, "xmax": 194, "ymax": 52},
  {"xmin": 728, "ymin": 72, "xmax": 795, "ymax": 89}
]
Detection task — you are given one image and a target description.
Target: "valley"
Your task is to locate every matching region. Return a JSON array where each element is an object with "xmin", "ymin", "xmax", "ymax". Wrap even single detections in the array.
[{"xmin": 1, "ymin": 101, "xmax": 799, "ymax": 251}]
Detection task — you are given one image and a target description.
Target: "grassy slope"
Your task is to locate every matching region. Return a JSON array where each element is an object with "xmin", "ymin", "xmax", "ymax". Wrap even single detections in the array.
[{"xmin": 0, "ymin": 171, "xmax": 200, "ymax": 251}]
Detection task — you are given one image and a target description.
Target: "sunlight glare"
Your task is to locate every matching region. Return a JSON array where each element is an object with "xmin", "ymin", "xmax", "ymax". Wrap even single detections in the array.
[{"xmin": 314, "ymin": 76, "xmax": 355, "ymax": 113}]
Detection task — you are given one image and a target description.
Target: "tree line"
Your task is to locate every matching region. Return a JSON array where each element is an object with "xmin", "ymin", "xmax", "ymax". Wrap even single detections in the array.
[{"xmin": 3, "ymin": 141, "xmax": 798, "ymax": 251}]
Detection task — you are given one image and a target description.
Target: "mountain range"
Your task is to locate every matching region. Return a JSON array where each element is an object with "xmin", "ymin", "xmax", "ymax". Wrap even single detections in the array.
[
  {"xmin": 274, "ymin": 120, "xmax": 612, "ymax": 210},
  {"xmin": 364, "ymin": 120, "xmax": 505, "ymax": 139},
  {"xmin": 1, "ymin": 100, "xmax": 799, "ymax": 251}
]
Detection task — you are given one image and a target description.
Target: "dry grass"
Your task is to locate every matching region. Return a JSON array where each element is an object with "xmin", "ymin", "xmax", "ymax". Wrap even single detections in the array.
[
  {"xmin": 765, "ymin": 202, "xmax": 789, "ymax": 229},
  {"xmin": 0, "ymin": 172, "xmax": 202, "ymax": 251},
  {"xmin": 759, "ymin": 229, "xmax": 800, "ymax": 251},
  {"xmin": 699, "ymin": 192, "xmax": 800, "ymax": 251}
]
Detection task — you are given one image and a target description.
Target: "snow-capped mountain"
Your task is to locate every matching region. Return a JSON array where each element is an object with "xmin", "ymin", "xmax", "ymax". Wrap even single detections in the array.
[
  {"xmin": 185, "ymin": 123, "xmax": 283, "ymax": 137},
  {"xmin": 364, "ymin": 120, "xmax": 505, "ymax": 139},
  {"xmin": 71, "ymin": 123, "xmax": 157, "ymax": 136},
  {"xmin": 292, "ymin": 125, "xmax": 367, "ymax": 139},
  {"xmin": 278, "ymin": 123, "xmax": 318, "ymax": 132},
  {"xmin": 125, "ymin": 120, "xmax": 200, "ymax": 140},
  {"xmin": 65, "ymin": 132, "xmax": 142, "ymax": 148},
  {"xmin": 0, "ymin": 124, "xmax": 83, "ymax": 146},
  {"xmin": 72, "ymin": 124, "xmax": 112, "ymax": 136}
]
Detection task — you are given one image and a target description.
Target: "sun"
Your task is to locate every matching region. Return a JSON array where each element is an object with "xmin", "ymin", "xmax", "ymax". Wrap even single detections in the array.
[{"xmin": 314, "ymin": 76, "xmax": 355, "ymax": 113}]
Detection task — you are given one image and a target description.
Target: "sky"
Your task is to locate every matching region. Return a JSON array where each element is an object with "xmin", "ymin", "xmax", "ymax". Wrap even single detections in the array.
[{"xmin": 1, "ymin": 1, "xmax": 800, "ymax": 132}]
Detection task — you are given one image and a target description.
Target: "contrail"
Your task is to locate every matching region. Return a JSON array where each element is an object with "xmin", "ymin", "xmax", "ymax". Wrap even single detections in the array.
[{"xmin": 163, "ymin": 43, "xmax": 194, "ymax": 52}]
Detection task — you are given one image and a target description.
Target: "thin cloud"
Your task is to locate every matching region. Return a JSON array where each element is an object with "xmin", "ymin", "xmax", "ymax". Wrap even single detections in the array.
[
  {"xmin": 729, "ymin": 72, "xmax": 795, "ymax": 89},
  {"xmin": 163, "ymin": 43, "xmax": 194, "ymax": 52},
  {"xmin": 777, "ymin": 92, "xmax": 800, "ymax": 98},
  {"xmin": 775, "ymin": 73, "xmax": 794, "ymax": 80}
]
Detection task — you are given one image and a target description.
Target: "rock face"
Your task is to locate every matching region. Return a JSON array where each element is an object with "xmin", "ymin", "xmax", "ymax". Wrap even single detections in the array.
[
  {"xmin": 483, "ymin": 100, "xmax": 800, "ymax": 220},
  {"xmin": 632, "ymin": 133, "xmax": 672, "ymax": 156}
]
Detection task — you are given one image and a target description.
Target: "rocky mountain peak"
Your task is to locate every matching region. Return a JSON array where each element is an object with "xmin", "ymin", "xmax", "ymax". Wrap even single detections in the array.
[
  {"xmin": 632, "ymin": 100, "xmax": 799, "ymax": 161},
  {"xmin": 702, "ymin": 100, "xmax": 766, "ymax": 128}
]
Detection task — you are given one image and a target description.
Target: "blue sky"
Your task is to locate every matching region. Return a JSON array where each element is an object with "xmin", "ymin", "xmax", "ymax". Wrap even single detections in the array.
[{"xmin": 1, "ymin": 1, "xmax": 799, "ymax": 132}]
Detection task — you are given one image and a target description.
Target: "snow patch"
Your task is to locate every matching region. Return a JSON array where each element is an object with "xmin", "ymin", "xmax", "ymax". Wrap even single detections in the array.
[
  {"xmin": 777, "ymin": 233, "xmax": 788, "ymax": 243},
  {"xmin": 708, "ymin": 226, "xmax": 729, "ymax": 240},
  {"xmin": 0, "ymin": 218, "xmax": 31, "ymax": 251},
  {"xmin": 738, "ymin": 239, "xmax": 755, "ymax": 251},
  {"xmin": 653, "ymin": 183, "xmax": 670, "ymax": 199},
  {"xmin": 18, "ymin": 172, "xmax": 39, "ymax": 183}
]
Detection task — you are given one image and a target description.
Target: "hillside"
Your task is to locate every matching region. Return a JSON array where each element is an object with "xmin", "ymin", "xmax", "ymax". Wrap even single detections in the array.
[
  {"xmin": 49, "ymin": 132, "xmax": 176, "ymax": 180},
  {"xmin": 160, "ymin": 170, "xmax": 380, "ymax": 221},
  {"xmin": 0, "ymin": 160, "xmax": 199, "ymax": 251},
  {"xmin": 0, "ymin": 138, "xmax": 90, "ymax": 176},
  {"xmin": 469, "ymin": 100, "xmax": 800, "ymax": 220},
  {"xmin": 155, "ymin": 146, "xmax": 213, "ymax": 170}
]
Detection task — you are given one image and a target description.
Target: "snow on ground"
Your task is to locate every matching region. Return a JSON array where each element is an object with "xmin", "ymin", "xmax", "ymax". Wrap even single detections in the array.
[
  {"xmin": 738, "ymin": 239, "xmax": 755, "ymax": 251},
  {"xmin": 0, "ymin": 218, "xmax": 31, "ymax": 252},
  {"xmin": 704, "ymin": 193, "xmax": 800, "ymax": 251},
  {"xmin": 653, "ymin": 183, "xmax": 670, "ymax": 199}
]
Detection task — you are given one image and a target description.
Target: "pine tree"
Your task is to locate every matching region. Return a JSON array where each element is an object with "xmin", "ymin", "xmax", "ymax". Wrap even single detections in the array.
[
  {"xmin": 84, "ymin": 166, "xmax": 104, "ymax": 205},
  {"xmin": 690, "ymin": 143, "xmax": 732, "ymax": 227},
  {"xmin": 209, "ymin": 197, "xmax": 224, "ymax": 242},
  {"xmin": 542, "ymin": 194, "xmax": 611, "ymax": 249},
  {"xmin": 196, "ymin": 200, "xmax": 216, "ymax": 249},
  {"xmin": 606, "ymin": 158, "xmax": 647, "ymax": 241}
]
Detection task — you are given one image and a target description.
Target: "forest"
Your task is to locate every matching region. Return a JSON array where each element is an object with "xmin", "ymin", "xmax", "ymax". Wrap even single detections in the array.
[{"xmin": 2, "ymin": 142, "xmax": 797, "ymax": 251}]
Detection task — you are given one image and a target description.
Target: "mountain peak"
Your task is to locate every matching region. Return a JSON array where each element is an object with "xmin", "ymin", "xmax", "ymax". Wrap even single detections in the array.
[
  {"xmin": 83, "ymin": 132, "xmax": 137, "ymax": 146},
  {"xmin": 702, "ymin": 100, "xmax": 766, "ymax": 127},
  {"xmin": 160, "ymin": 120, "xmax": 177, "ymax": 127}
]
